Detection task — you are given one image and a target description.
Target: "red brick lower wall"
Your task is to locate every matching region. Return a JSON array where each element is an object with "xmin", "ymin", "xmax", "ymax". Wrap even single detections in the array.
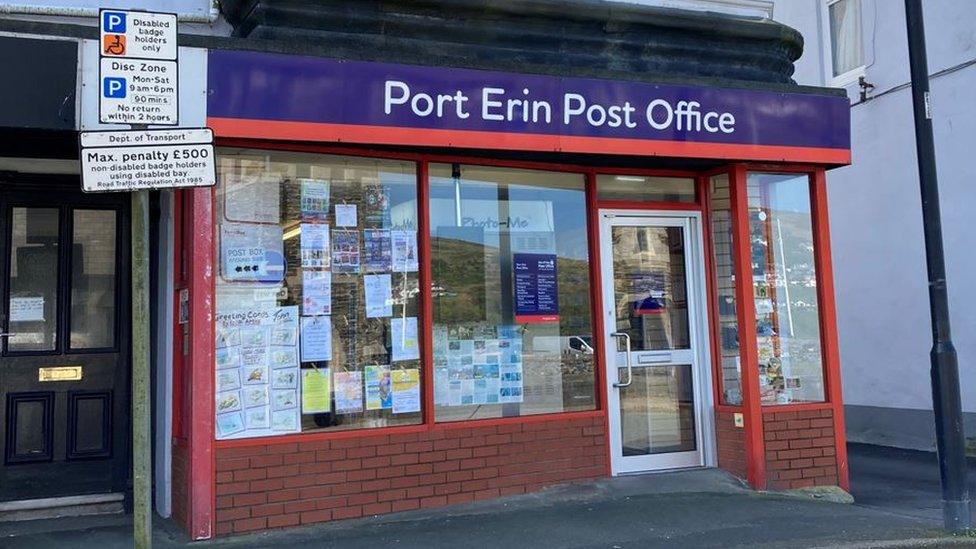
[
  {"xmin": 171, "ymin": 443, "xmax": 189, "ymax": 529},
  {"xmin": 763, "ymin": 408, "xmax": 839, "ymax": 490},
  {"xmin": 715, "ymin": 411, "xmax": 747, "ymax": 480},
  {"xmin": 214, "ymin": 415, "xmax": 608, "ymax": 536}
]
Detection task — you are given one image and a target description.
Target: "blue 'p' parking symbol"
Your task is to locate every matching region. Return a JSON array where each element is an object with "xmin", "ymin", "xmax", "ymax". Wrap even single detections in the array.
[
  {"xmin": 104, "ymin": 77, "xmax": 127, "ymax": 99},
  {"xmin": 102, "ymin": 11, "xmax": 126, "ymax": 33}
]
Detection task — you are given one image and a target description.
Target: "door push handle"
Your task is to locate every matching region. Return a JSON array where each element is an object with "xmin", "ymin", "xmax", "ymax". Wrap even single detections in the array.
[{"xmin": 611, "ymin": 332, "xmax": 633, "ymax": 388}]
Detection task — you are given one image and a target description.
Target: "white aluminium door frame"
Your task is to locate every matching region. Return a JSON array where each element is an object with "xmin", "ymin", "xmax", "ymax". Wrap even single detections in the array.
[{"xmin": 598, "ymin": 209, "xmax": 716, "ymax": 475}]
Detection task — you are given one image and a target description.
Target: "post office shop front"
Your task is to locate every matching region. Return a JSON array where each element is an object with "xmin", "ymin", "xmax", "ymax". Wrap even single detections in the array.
[{"xmin": 169, "ymin": 8, "xmax": 852, "ymax": 539}]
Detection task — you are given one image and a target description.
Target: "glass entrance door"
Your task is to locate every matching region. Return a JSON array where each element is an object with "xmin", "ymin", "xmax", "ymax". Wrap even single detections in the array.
[{"xmin": 599, "ymin": 212, "xmax": 709, "ymax": 474}]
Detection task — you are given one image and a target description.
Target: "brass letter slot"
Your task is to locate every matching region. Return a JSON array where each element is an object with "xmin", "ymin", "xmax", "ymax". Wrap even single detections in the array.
[{"xmin": 38, "ymin": 366, "xmax": 83, "ymax": 382}]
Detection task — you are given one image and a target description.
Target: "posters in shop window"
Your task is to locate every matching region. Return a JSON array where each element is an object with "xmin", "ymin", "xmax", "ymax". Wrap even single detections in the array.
[
  {"xmin": 335, "ymin": 204, "xmax": 358, "ymax": 227},
  {"xmin": 215, "ymin": 306, "xmax": 301, "ymax": 440},
  {"xmin": 300, "ymin": 315, "xmax": 332, "ymax": 362},
  {"xmin": 363, "ymin": 229, "xmax": 392, "ymax": 272},
  {"xmin": 432, "ymin": 324, "xmax": 523, "ymax": 406},
  {"xmin": 299, "ymin": 178, "xmax": 330, "ymax": 221},
  {"xmin": 301, "ymin": 270, "xmax": 332, "ymax": 316},
  {"xmin": 331, "ymin": 230, "xmax": 361, "ymax": 273},
  {"xmin": 513, "ymin": 252, "xmax": 559, "ymax": 323},
  {"xmin": 220, "ymin": 223, "xmax": 285, "ymax": 283},
  {"xmin": 391, "ymin": 230, "xmax": 419, "ymax": 272},
  {"xmin": 300, "ymin": 223, "xmax": 330, "ymax": 268},
  {"xmin": 364, "ymin": 365, "xmax": 392, "ymax": 410},
  {"xmin": 334, "ymin": 371, "xmax": 364, "ymax": 413},
  {"xmin": 392, "ymin": 369, "xmax": 421, "ymax": 413},
  {"xmin": 391, "ymin": 317, "xmax": 420, "ymax": 362},
  {"xmin": 364, "ymin": 274, "xmax": 393, "ymax": 318},
  {"xmin": 301, "ymin": 368, "xmax": 331, "ymax": 414}
]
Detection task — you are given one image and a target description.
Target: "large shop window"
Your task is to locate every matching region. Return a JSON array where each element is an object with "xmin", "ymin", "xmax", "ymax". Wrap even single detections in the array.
[
  {"xmin": 428, "ymin": 164, "xmax": 596, "ymax": 422},
  {"xmin": 747, "ymin": 173, "xmax": 825, "ymax": 405},
  {"xmin": 214, "ymin": 149, "xmax": 422, "ymax": 439}
]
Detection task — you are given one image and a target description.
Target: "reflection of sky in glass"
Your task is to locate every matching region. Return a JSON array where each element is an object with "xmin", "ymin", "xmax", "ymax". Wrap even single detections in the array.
[
  {"xmin": 379, "ymin": 170, "xmax": 419, "ymax": 229},
  {"xmin": 753, "ymin": 173, "xmax": 810, "ymax": 214},
  {"xmin": 429, "ymin": 175, "xmax": 589, "ymax": 261}
]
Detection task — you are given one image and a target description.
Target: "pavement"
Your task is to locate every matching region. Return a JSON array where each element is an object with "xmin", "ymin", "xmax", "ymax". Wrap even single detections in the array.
[
  {"xmin": 846, "ymin": 442, "xmax": 976, "ymax": 524},
  {"xmin": 2, "ymin": 444, "xmax": 975, "ymax": 548}
]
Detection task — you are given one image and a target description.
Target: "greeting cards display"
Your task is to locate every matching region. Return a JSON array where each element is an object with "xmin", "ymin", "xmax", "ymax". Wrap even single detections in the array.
[{"xmin": 215, "ymin": 306, "xmax": 301, "ymax": 440}]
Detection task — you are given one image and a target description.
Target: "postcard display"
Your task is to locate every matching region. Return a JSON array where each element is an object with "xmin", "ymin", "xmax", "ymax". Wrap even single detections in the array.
[
  {"xmin": 432, "ymin": 324, "xmax": 525, "ymax": 406},
  {"xmin": 216, "ymin": 168, "xmax": 421, "ymax": 440}
]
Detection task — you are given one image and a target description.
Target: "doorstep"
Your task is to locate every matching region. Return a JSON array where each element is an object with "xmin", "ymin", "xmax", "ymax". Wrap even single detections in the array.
[{"xmin": 0, "ymin": 493, "xmax": 124, "ymax": 522}]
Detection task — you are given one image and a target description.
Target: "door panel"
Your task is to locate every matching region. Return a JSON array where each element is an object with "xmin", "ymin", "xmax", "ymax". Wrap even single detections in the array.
[
  {"xmin": 5, "ymin": 392, "xmax": 54, "ymax": 464},
  {"xmin": 618, "ymin": 364, "xmax": 697, "ymax": 456},
  {"xmin": 0, "ymin": 187, "xmax": 129, "ymax": 503},
  {"xmin": 601, "ymin": 212, "xmax": 710, "ymax": 474}
]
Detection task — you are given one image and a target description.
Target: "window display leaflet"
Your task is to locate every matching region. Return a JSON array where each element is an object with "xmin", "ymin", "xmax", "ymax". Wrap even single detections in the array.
[
  {"xmin": 302, "ymin": 270, "xmax": 332, "ymax": 316},
  {"xmin": 299, "ymin": 178, "xmax": 330, "ymax": 221},
  {"xmin": 300, "ymin": 223, "xmax": 330, "ymax": 269},
  {"xmin": 364, "ymin": 274, "xmax": 393, "ymax": 318},
  {"xmin": 300, "ymin": 315, "xmax": 332, "ymax": 362}
]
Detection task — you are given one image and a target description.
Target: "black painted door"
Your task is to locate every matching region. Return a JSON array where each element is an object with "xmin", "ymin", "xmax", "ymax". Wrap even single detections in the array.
[{"xmin": 0, "ymin": 184, "xmax": 129, "ymax": 502}]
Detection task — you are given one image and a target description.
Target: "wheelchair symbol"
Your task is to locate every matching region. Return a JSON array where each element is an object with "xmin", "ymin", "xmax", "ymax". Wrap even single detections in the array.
[{"xmin": 103, "ymin": 34, "xmax": 126, "ymax": 56}]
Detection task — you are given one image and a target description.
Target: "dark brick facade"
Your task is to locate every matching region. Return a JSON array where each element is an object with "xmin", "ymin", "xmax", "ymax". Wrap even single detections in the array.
[{"xmin": 212, "ymin": 415, "xmax": 607, "ymax": 536}]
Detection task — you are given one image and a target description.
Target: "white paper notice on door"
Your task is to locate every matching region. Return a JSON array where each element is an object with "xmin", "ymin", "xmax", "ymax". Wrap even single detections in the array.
[{"xmin": 9, "ymin": 297, "xmax": 44, "ymax": 322}]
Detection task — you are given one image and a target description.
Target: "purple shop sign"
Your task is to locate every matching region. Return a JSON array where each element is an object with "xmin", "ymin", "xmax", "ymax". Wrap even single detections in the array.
[{"xmin": 207, "ymin": 50, "xmax": 850, "ymax": 163}]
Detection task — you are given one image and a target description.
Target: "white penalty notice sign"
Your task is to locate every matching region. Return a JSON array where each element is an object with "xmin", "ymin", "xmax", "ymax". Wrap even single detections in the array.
[{"xmin": 80, "ymin": 128, "xmax": 215, "ymax": 192}]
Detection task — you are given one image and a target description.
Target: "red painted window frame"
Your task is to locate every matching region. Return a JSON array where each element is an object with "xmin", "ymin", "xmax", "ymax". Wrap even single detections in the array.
[
  {"xmin": 699, "ymin": 164, "xmax": 848, "ymax": 490},
  {"xmin": 193, "ymin": 139, "xmax": 847, "ymax": 492}
]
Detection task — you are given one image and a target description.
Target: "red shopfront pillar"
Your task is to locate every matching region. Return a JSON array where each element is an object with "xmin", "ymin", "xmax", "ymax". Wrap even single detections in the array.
[
  {"xmin": 729, "ymin": 165, "xmax": 767, "ymax": 490},
  {"xmin": 723, "ymin": 166, "xmax": 849, "ymax": 492},
  {"xmin": 173, "ymin": 187, "xmax": 216, "ymax": 539}
]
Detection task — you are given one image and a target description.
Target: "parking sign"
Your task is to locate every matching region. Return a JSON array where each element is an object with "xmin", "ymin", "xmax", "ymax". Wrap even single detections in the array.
[
  {"xmin": 98, "ymin": 9, "xmax": 179, "ymax": 125},
  {"xmin": 98, "ymin": 9, "xmax": 177, "ymax": 61}
]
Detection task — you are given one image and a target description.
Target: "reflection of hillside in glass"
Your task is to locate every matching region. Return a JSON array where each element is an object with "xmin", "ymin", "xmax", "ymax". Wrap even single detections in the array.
[
  {"xmin": 771, "ymin": 209, "xmax": 820, "ymax": 340},
  {"xmin": 431, "ymin": 236, "xmax": 591, "ymax": 331},
  {"xmin": 749, "ymin": 172, "xmax": 825, "ymax": 404}
]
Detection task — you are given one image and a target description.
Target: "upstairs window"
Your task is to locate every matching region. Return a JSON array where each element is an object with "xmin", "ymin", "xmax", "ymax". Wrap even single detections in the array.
[{"xmin": 826, "ymin": 0, "xmax": 864, "ymax": 82}]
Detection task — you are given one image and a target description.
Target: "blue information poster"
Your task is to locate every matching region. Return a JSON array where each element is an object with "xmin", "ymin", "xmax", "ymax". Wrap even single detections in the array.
[{"xmin": 513, "ymin": 253, "xmax": 559, "ymax": 323}]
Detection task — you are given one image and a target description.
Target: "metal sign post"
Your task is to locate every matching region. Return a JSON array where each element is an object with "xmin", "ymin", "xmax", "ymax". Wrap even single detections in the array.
[
  {"xmin": 131, "ymin": 181, "xmax": 152, "ymax": 549},
  {"xmin": 86, "ymin": 9, "xmax": 210, "ymax": 548},
  {"xmin": 904, "ymin": 0, "xmax": 971, "ymax": 532}
]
